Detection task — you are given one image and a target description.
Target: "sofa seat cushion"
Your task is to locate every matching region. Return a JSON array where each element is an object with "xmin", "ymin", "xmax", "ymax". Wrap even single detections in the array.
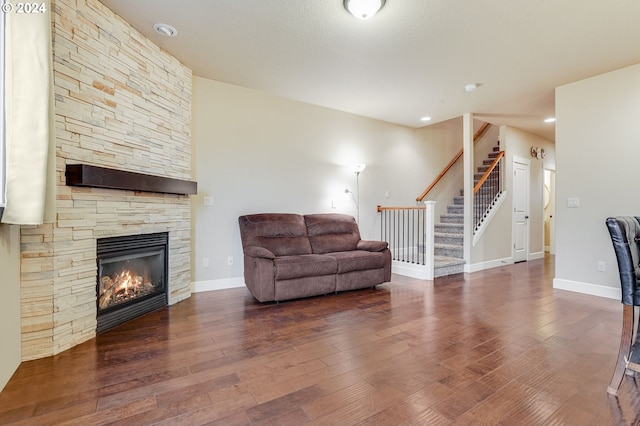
[
  {"xmin": 274, "ymin": 254, "xmax": 337, "ymax": 280},
  {"xmin": 328, "ymin": 250, "xmax": 388, "ymax": 274}
]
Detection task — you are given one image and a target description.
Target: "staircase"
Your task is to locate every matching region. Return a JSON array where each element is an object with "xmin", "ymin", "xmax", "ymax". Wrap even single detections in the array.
[{"xmin": 433, "ymin": 144, "xmax": 501, "ymax": 277}]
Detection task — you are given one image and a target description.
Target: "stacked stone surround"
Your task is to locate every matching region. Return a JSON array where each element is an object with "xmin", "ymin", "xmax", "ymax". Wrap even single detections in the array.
[{"xmin": 20, "ymin": 0, "xmax": 193, "ymax": 361}]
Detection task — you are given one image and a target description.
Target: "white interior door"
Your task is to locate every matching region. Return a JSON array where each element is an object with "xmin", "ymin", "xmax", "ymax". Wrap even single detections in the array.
[
  {"xmin": 549, "ymin": 170, "xmax": 556, "ymax": 255},
  {"xmin": 513, "ymin": 159, "xmax": 530, "ymax": 263}
]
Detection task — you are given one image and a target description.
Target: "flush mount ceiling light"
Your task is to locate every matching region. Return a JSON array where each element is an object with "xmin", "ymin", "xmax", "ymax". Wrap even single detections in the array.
[
  {"xmin": 344, "ymin": 0, "xmax": 386, "ymax": 19},
  {"xmin": 153, "ymin": 23, "xmax": 178, "ymax": 37},
  {"xmin": 420, "ymin": 116, "xmax": 432, "ymax": 122}
]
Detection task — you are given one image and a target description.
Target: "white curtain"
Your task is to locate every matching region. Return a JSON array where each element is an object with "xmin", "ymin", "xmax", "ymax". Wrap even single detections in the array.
[{"xmin": 2, "ymin": 0, "xmax": 55, "ymax": 225}]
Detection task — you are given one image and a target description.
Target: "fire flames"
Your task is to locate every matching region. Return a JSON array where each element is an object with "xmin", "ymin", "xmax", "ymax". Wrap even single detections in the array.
[{"xmin": 98, "ymin": 268, "xmax": 155, "ymax": 310}]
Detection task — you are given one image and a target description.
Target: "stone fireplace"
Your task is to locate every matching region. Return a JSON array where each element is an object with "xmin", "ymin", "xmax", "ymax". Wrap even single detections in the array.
[
  {"xmin": 96, "ymin": 232, "xmax": 168, "ymax": 333},
  {"xmin": 18, "ymin": 0, "xmax": 194, "ymax": 360}
]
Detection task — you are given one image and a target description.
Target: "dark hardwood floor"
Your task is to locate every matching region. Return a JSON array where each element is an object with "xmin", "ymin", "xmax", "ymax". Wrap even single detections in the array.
[{"xmin": 1, "ymin": 256, "xmax": 639, "ymax": 425}]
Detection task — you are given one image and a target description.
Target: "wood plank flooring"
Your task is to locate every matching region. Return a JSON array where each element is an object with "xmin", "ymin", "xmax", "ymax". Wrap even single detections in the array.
[{"xmin": 1, "ymin": 256, "xmax": 640, "ymax": 425}]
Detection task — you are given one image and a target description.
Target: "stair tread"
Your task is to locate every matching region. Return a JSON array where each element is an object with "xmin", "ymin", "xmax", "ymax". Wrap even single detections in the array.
[
  {"xmin": 434, "ymin": 255, "xmax": 464, "ymax": 262},
  {"xmin": 434, "ymin": 231, "xmax": 463, "ymax": 237},
  {"xmin": 435, "ymin": 243, "xmax": 463, "ymax": 250}
]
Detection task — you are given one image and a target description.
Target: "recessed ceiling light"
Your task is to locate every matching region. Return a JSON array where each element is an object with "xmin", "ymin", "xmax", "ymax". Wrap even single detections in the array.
[
  {"xmin": 464, "ymin": 83, "xmax": 478, "ymax": 92},
  {"xmin": 153, "ymin": 23, "xmax": 178, "ymax": 37},
  {"xmin": 544, "ymin": 117, "xmax": 556, "ymax": 123},
  {"xmin": 420, "ymin": 116, "xmax": 432, "ymax": 122}
]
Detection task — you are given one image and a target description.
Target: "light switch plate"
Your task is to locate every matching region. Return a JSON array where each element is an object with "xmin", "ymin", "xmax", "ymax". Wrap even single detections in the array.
[{"xmin": 567, "ymin": 197, "xmax": 579, "ymax": 208}]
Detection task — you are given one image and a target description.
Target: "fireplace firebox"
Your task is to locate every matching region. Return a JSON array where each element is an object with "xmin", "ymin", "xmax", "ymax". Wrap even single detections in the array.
[{"xmin": 96, "ymin": 232, "xmax": 168, "ymax": 333}]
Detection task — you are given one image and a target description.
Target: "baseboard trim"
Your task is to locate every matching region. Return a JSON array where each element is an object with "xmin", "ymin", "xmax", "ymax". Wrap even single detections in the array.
[
  {"xmin": 465, "ymin": 257, "xmax": 513, "ymax": 273},
  {"xmin": 553, "ymin": 278, "xmax": 620, "ymax": 300},
  {"xmin": 191, "ymin": 277, "xmax": 245, "ymax": 293},
  {"xmin": 529, "ymin": 251, "xmax": 545, "ymax": 261}
]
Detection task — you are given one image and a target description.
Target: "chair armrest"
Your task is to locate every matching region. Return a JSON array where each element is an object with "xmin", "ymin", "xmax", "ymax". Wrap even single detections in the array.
[
  {"xmin": 243, "ymin": 246, "xmax": 276, "ymax": 259},
  {"xmin": 357, "ymin": 240, "xmax": 388, "ymax": 252}
]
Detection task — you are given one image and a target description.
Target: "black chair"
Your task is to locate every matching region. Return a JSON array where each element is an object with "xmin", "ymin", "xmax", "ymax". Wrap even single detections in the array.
[{"xmin": 606, "ymin": 216, "xmax": 640, "ymax": 395}]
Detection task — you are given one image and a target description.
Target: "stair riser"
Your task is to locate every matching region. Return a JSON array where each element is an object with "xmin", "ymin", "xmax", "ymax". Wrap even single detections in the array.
[
  {"xmin": 440, "ymin": 214, "xmax": 463, "ymax": 224},
  {"xmin": 435, "ymin": 263, "xmax": 465, "ymax": 277},
  {"xmin": 435, "ymin": 224, "xmax": 463, "ymax": 234},
  {"xmin": 435, "ymin": 246, "xmax": 463, "ymax": 257},
  {"xmin": 434, "ymin": 235, "xmax": 463, "ymax": 245}
]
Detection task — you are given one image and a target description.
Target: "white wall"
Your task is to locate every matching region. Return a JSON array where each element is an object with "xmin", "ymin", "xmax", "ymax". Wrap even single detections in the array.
[
  {"xmin": 413, "ymin": 117, "xmax": 463, "ymax": 221},
  {"xmin": 555, "ymin": 63, "xmax": 640, "ymax": 299},
  {"xmin": 0, "ymin": 224, "xmax": 21, "ymax": 391},
  {"xmin": 191, "ymin": 77, "xmax": 461, "ymax": 288}
]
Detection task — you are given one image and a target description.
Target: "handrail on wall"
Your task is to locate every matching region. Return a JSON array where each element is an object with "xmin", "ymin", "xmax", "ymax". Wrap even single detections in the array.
[{"xmin": 416, "ymin": 122, "xmax": 491, "ymax": 202}]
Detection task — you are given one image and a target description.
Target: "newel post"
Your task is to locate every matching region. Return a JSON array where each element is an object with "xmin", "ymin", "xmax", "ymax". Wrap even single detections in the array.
[{"xmin": 424, "ymin": 200, "xmax": 436, "ymax": 280}]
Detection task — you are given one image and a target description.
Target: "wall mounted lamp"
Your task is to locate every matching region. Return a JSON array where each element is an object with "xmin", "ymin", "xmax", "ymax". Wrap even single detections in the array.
[{"xmin": 344, "ymin": 0, "xmax": 386, "ymax": 19}]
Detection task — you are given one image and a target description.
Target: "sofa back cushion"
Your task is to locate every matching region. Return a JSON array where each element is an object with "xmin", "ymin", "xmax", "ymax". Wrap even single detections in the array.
[
  {"xmin": 239, "ymin": 213, "xmax": 312, "ymax": 256},
  {"xmin": 305, "ymin": 213, "xmax": 360, "ymax": 254}
]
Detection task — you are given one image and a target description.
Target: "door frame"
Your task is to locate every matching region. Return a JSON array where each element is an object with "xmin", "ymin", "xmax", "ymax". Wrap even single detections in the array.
[{"xmin": 544, "ymin": 167, "xmax": 556, "ymax": 255}]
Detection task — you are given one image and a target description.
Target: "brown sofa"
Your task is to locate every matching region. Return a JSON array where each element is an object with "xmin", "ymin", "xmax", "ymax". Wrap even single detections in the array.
[{"xmin": 238, "ymin": 213, "xmax": 391, "ymax": 302}]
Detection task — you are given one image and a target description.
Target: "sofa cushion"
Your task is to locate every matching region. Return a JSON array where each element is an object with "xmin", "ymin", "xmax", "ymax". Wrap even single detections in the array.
[
  {"xmin": 274, "ymin": 254, "xmax": 337, "ymax": 280},
  {"xmin": 239, "ymin": 214, "xmax": 312, "ymax": 256},
  {"xmin": 305, "ymin": 213, "xmax": 360, "ymax": 254},
  {"xmin": 328, "ymin": 250, "xmax": 388, "ymax": 274}
]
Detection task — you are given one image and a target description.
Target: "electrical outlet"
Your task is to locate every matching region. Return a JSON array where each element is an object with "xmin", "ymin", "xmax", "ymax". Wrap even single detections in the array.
[
  {"xmin": 203, "ymin": 258, "xmax": 210, "ymax": 268},
  {"xmin": 597, "ymin": 261, "xmax": 605, "ymax": 272},
  {"xmin": 203, "ymin": 196, "xmax": 214, "ymax": 206},
  {"xmin": 227, "ymin": 256, "xmax": 233, "ymax": 266}
]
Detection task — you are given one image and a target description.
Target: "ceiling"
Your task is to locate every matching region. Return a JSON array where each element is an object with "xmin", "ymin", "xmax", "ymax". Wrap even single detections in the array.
[{"xmin": 98, "ymin": 0, "xmax": 640, "ymax": 142}]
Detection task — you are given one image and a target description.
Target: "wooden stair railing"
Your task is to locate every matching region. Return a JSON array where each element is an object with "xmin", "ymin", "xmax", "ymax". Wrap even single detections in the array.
[
  {"xmin": 473, "ymin": 150, "xmax": 505, "ymax": 232},
  {"xmin": 416, "ymin": 122, "xmax": 491, "ymax": 202},
  {"xmin": 473, "ymin": 150, "xmax": 504, "ymax": 195},
  {"xmin": 377, "ymin": 206, "xmax": 426, "ymax": 212}
]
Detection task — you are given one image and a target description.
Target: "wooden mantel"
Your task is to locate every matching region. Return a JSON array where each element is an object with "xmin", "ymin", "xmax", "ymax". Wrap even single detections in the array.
[{"xmin": 65, "ymin": 164, "xmax": 197, "ymax": 195}]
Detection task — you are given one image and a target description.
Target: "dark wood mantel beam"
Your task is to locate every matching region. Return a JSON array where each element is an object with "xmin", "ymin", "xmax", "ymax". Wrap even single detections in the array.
[{"xmin": 65, "ymin": 164, "xmax": 197, "ymax": 195}]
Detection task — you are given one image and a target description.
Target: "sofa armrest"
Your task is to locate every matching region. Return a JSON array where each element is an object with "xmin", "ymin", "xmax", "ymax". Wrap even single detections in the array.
[
  {"xmin": 357, "ymin": 240, "xmax": 388, "ymax": 252},
  {"xmin": 244, "ymin": 245, "xmax": 276, "ymax": 259}
]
